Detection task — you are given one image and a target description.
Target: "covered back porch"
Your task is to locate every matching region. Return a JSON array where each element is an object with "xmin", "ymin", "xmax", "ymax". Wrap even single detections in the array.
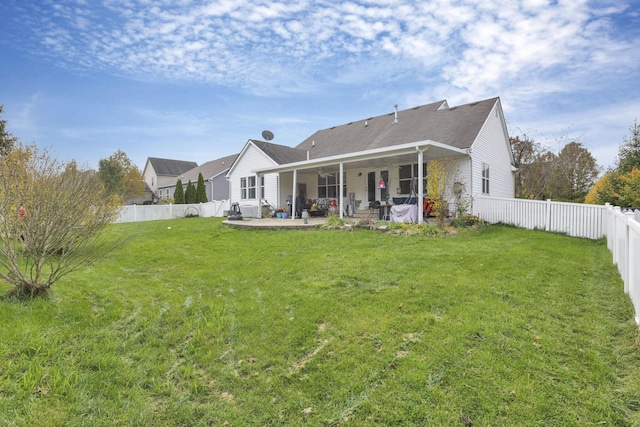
[{"xmin": 255, "ymin": 140, "xmax": 469, "ymax": 224}]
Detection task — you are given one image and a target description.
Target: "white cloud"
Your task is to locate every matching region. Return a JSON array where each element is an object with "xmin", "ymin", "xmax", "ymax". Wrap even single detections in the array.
[{"xmin": 7, "ymin": 0, "xmax": 638, "ymax": 119}]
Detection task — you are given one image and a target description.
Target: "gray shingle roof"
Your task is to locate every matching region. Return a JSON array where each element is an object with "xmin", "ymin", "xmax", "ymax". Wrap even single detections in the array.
[
  {"xmin": 179, "ymin": 154, "xmax": 238, "ymax": 182},
  {"xmin": 295, "ymin": 97, "xmax": 499, "ymax": 158},
  {"xmin": 148, "ymin": 158, "xmax": 198, "ymax": 176},
  {"xmin": 251, "ymin": 140, "xmax": 309, "ymax": 165}
]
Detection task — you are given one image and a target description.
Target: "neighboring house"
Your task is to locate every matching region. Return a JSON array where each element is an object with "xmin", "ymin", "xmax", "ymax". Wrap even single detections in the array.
[
  {"xmin": 227, "ymin": 97, "xmax": 516, "ymax": 221},
  {"xmin": 142, "ymin": 157, "xmax": 198, "ymax": 203},
  {"xmin": 168, "ymin": 153, "xmax": 238, "ymax": 202}
]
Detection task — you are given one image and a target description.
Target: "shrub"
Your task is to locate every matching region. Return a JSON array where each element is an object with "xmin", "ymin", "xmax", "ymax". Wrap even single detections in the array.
[
  {"xmin": 0, "ymin": 144, "xmax": 124, "ymax": 297},
  {"xmin": 322, "ymin": 215, "xmax": 344, "ymax": 229},
  {"xmin": 450, "ymin": 214, "xmax": 486, "ymax": 228},
  {"xmin": 174, "ymin": 179, "xmax": 185, "ymax": 204}
]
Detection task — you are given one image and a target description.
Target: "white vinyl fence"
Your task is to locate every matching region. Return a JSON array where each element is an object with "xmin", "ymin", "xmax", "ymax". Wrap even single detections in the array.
[
  {"xmin": 115, "ymin": 200, "xmax": 230, "ymax": 223},
  {"xmin": 473, "ymin": 195, "xmax": 605, "ymax": 239},
  {"xmin": 474, "ymin": 195, "xmax": 640, "ymax": 325},
  {"xmin": 604, "ymin": 205, "xmax": 640, "ymax": 324}
]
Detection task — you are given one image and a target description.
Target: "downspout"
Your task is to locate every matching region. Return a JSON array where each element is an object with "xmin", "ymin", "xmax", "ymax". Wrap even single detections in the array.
[
  {"xmin": 467, "ymin": 148, "xmax": 473, "ymax": 214},
  {"xmin": 416, "ymin": 146, "xmax": 425, "ymax": 224},
  {"xmin": 339, "ymin": 163, "xmax": 344, "ymax": 220},
  {"xmin": 226, "ymin": 175, "xmax": 232, "ymax": 214}
]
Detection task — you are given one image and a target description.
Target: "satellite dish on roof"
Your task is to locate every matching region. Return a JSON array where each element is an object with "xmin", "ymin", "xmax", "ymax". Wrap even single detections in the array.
[{"xmin": 262, "ymin": 130, "xmax": 274, "ymax": 141}]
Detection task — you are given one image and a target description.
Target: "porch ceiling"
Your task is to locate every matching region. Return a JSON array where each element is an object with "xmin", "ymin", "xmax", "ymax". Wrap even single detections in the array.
[{"xmin": 254, "ymin": 140, "xmax": 468, "ymax": 175}]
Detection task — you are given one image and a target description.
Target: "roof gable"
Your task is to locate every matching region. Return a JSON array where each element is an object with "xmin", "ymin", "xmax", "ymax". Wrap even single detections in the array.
[
  {"xmin": 179, "ymin": 153, "xmax": 238, "ymax": 182},
  {"xmin": 295, "ymin": 97, "xmax": 499, "ymax": 158},
  {"xmin": 227, "ymin": 139, "xmax": 309, "ymax": 176}
]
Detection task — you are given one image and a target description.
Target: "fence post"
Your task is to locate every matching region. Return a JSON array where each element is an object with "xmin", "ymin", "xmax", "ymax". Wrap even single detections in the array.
[
  {"xmin": 613, "ymin": 207, "xmax": 622, "ymax": 268},
  {"xmin": 545, "ymin": 199, "xmax": 552, "ymax": 231},
  {"xmin": 624, "ymin": 212, "xmax": 635, "ymax": 292},
  {"xmin": 604, "ymin": 203, "xmax": 610, "ymax": 239}
]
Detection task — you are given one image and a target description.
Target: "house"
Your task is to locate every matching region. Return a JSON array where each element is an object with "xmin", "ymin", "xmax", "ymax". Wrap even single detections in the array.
[
  {"xmin": 142, "ymin": 157, "xmax": 198, "ymax": 203},
  {"xmin": 226, "ymin": 97, "xmax": 516, "ymax": 222},
  {"xmin": 226, "ymin": 140, "xmax": 309, "ymax": 216},
  {"xmin": 169, "ymin": 153, "xmax": 238, "ymax": 202}
]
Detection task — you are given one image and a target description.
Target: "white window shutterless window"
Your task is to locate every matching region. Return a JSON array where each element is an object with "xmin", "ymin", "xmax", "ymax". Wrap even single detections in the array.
[
  {"xmin": 317, "ymin": 173, "xmax": 346, "ymax": 198},
  {"xmin": 399, "ymin": 163, "xmax": 427, "ymax": 194},
  {"xmin": 482, "ymin": 163, "xmax": 490, "ymax": 194},
  {"xmin": 241, "ymin": 176, "xmax": 256, "ymax": 200}
]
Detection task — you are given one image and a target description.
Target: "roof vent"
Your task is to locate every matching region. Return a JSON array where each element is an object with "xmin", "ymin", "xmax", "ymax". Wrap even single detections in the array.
[
  {"xmin": 364, "ymin": 120, "xmax": 368, "ymax": 127},
  {"xmin": 393, "ymin": 104, "xmax": 399, "ymax": 123}
]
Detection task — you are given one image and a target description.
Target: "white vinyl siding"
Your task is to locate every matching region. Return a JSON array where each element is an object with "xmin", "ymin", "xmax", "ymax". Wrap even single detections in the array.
[
  {"xmin": 469, "ymin": 103, "xmax": 515, "ymax": 199},
  {"xmin": 227, "ymin": 142, "xmax": 279, "ymax": 212}
]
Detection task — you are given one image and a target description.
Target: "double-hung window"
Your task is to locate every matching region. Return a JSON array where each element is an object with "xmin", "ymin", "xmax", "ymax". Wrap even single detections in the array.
[
  {"xmin": 317, "ymin": 173, "xmax": 346, "ymax": 198},
  {"xmin": 482, "ymin": 163, "xmax": 490, "ymax": 194},
  {"xmin": 240, "ymin": 176, "xmax": 257, "ymax": 200}
]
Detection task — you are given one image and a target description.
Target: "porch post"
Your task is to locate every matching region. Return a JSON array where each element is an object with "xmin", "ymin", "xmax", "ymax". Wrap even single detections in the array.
[
  {"xmin": 257, "ymin": 173, "xmax": 262, "ymax": 218},
  {"xmin": 292, "ymin": 169, "xmax": 298, "ymax": 220},
  {"xmin": 417, "ymin": 147, "xmax": 425, "ymax": 224},
  {"xmin": 339, "ymin": 163, "xmax": 344, "ymax": 220}
]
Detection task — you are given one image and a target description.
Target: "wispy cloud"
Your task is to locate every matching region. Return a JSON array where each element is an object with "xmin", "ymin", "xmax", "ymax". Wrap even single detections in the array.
[
  {"xmin": 5, "ymin": 0, "xmax": 636, "ymax": 103},
  {"xmin": 1, "ymin": 0, "xmax": 637, "ymax": 170}
]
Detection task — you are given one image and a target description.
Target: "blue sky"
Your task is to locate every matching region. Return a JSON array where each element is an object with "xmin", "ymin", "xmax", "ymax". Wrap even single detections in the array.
[{"xmin": 1, "ymin": 0, "xmax": 639, "ymax": 172}]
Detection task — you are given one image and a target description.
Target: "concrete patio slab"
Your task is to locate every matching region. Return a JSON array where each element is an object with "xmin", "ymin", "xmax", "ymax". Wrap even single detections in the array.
[{"xmin": 222, "ymin": 216, "xmax": 329, "ymax": 230}]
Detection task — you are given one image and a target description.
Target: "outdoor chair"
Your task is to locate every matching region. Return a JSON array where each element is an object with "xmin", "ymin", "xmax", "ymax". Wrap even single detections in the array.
[
  {"xmin": 310, "ymin": 199, "xmax": 330, "ymax": 217},
  {"xmin": 369, "ymin": 201, "xmax": 381, "ymax": 218}
]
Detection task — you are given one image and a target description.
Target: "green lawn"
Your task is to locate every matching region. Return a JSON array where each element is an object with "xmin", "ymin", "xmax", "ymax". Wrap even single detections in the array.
[{"xmin": 1, "ymin": 218, "xmax": 640, "ymax": 426}]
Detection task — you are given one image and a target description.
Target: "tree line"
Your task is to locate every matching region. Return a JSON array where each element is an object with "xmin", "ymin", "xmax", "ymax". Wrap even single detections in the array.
[
  {"xmin": 584, "ymin": 120, "xmax": 640, "ymax": 208},
  {"xmin": 510, "ymin": 120, "xmax": 640, "ymax": 207}
]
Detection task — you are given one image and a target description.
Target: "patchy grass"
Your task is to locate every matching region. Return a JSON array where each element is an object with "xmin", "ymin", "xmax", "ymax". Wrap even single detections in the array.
[{"xmin": 1, "ymin": 218, "xmax": 639, "ymax": 426}]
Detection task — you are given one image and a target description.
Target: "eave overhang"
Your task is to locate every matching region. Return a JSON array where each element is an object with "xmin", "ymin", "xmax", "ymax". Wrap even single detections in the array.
[{"xmin": 253, "ymin": 139, "xmax": 468, "ymax": 175}]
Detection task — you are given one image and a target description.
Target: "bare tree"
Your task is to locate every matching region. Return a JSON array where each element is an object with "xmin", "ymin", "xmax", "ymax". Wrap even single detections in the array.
[
  {"xmin": 0, "ymin": 144, "xmax": 124, "ymax": 297},
  {"xmin": 510, "ymin": 135, "xmax": 557, "ymax": 199}
]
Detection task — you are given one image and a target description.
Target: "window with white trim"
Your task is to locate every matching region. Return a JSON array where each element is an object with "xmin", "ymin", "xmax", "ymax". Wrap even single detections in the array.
[
  {"xmin": 482, "ymin": 163, "xmax": 490, "ymax": 194},
  {"xmin": 317, "ymin": 173, "xmax": 346, "ymax": 198},
  {"xmin": 398, "ymin": 163, "xmax": 427, "ymax": 194},
  {"xmin": 240, "ymin": 176, "xmax": 257, "ymax": 200},
  {"xmin": 260, "ymin": 176, "xmax": 264, "ymax": 199}
]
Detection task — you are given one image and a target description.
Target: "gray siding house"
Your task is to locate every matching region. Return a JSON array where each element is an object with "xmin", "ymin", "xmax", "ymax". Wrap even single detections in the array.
[
  {"xmin": 172, "ymin": 153, "xmax": 238, "ymax": 202},
  {"xmin": 142, "ymin": 157, "xmax": 198, "ymax": 203}
]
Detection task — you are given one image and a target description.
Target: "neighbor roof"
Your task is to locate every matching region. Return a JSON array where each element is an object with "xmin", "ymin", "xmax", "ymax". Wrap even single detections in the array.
[
  {"xmin": 295, "ymin": 97, "xmax": 500, "ymax": 159},
  {"xmin": 179, "ymin": 154, "xmax": 238, "ymax": 183},
  {"xmin": 147, "ymin": 157, "xmax": 198, "ymax": 176}
]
